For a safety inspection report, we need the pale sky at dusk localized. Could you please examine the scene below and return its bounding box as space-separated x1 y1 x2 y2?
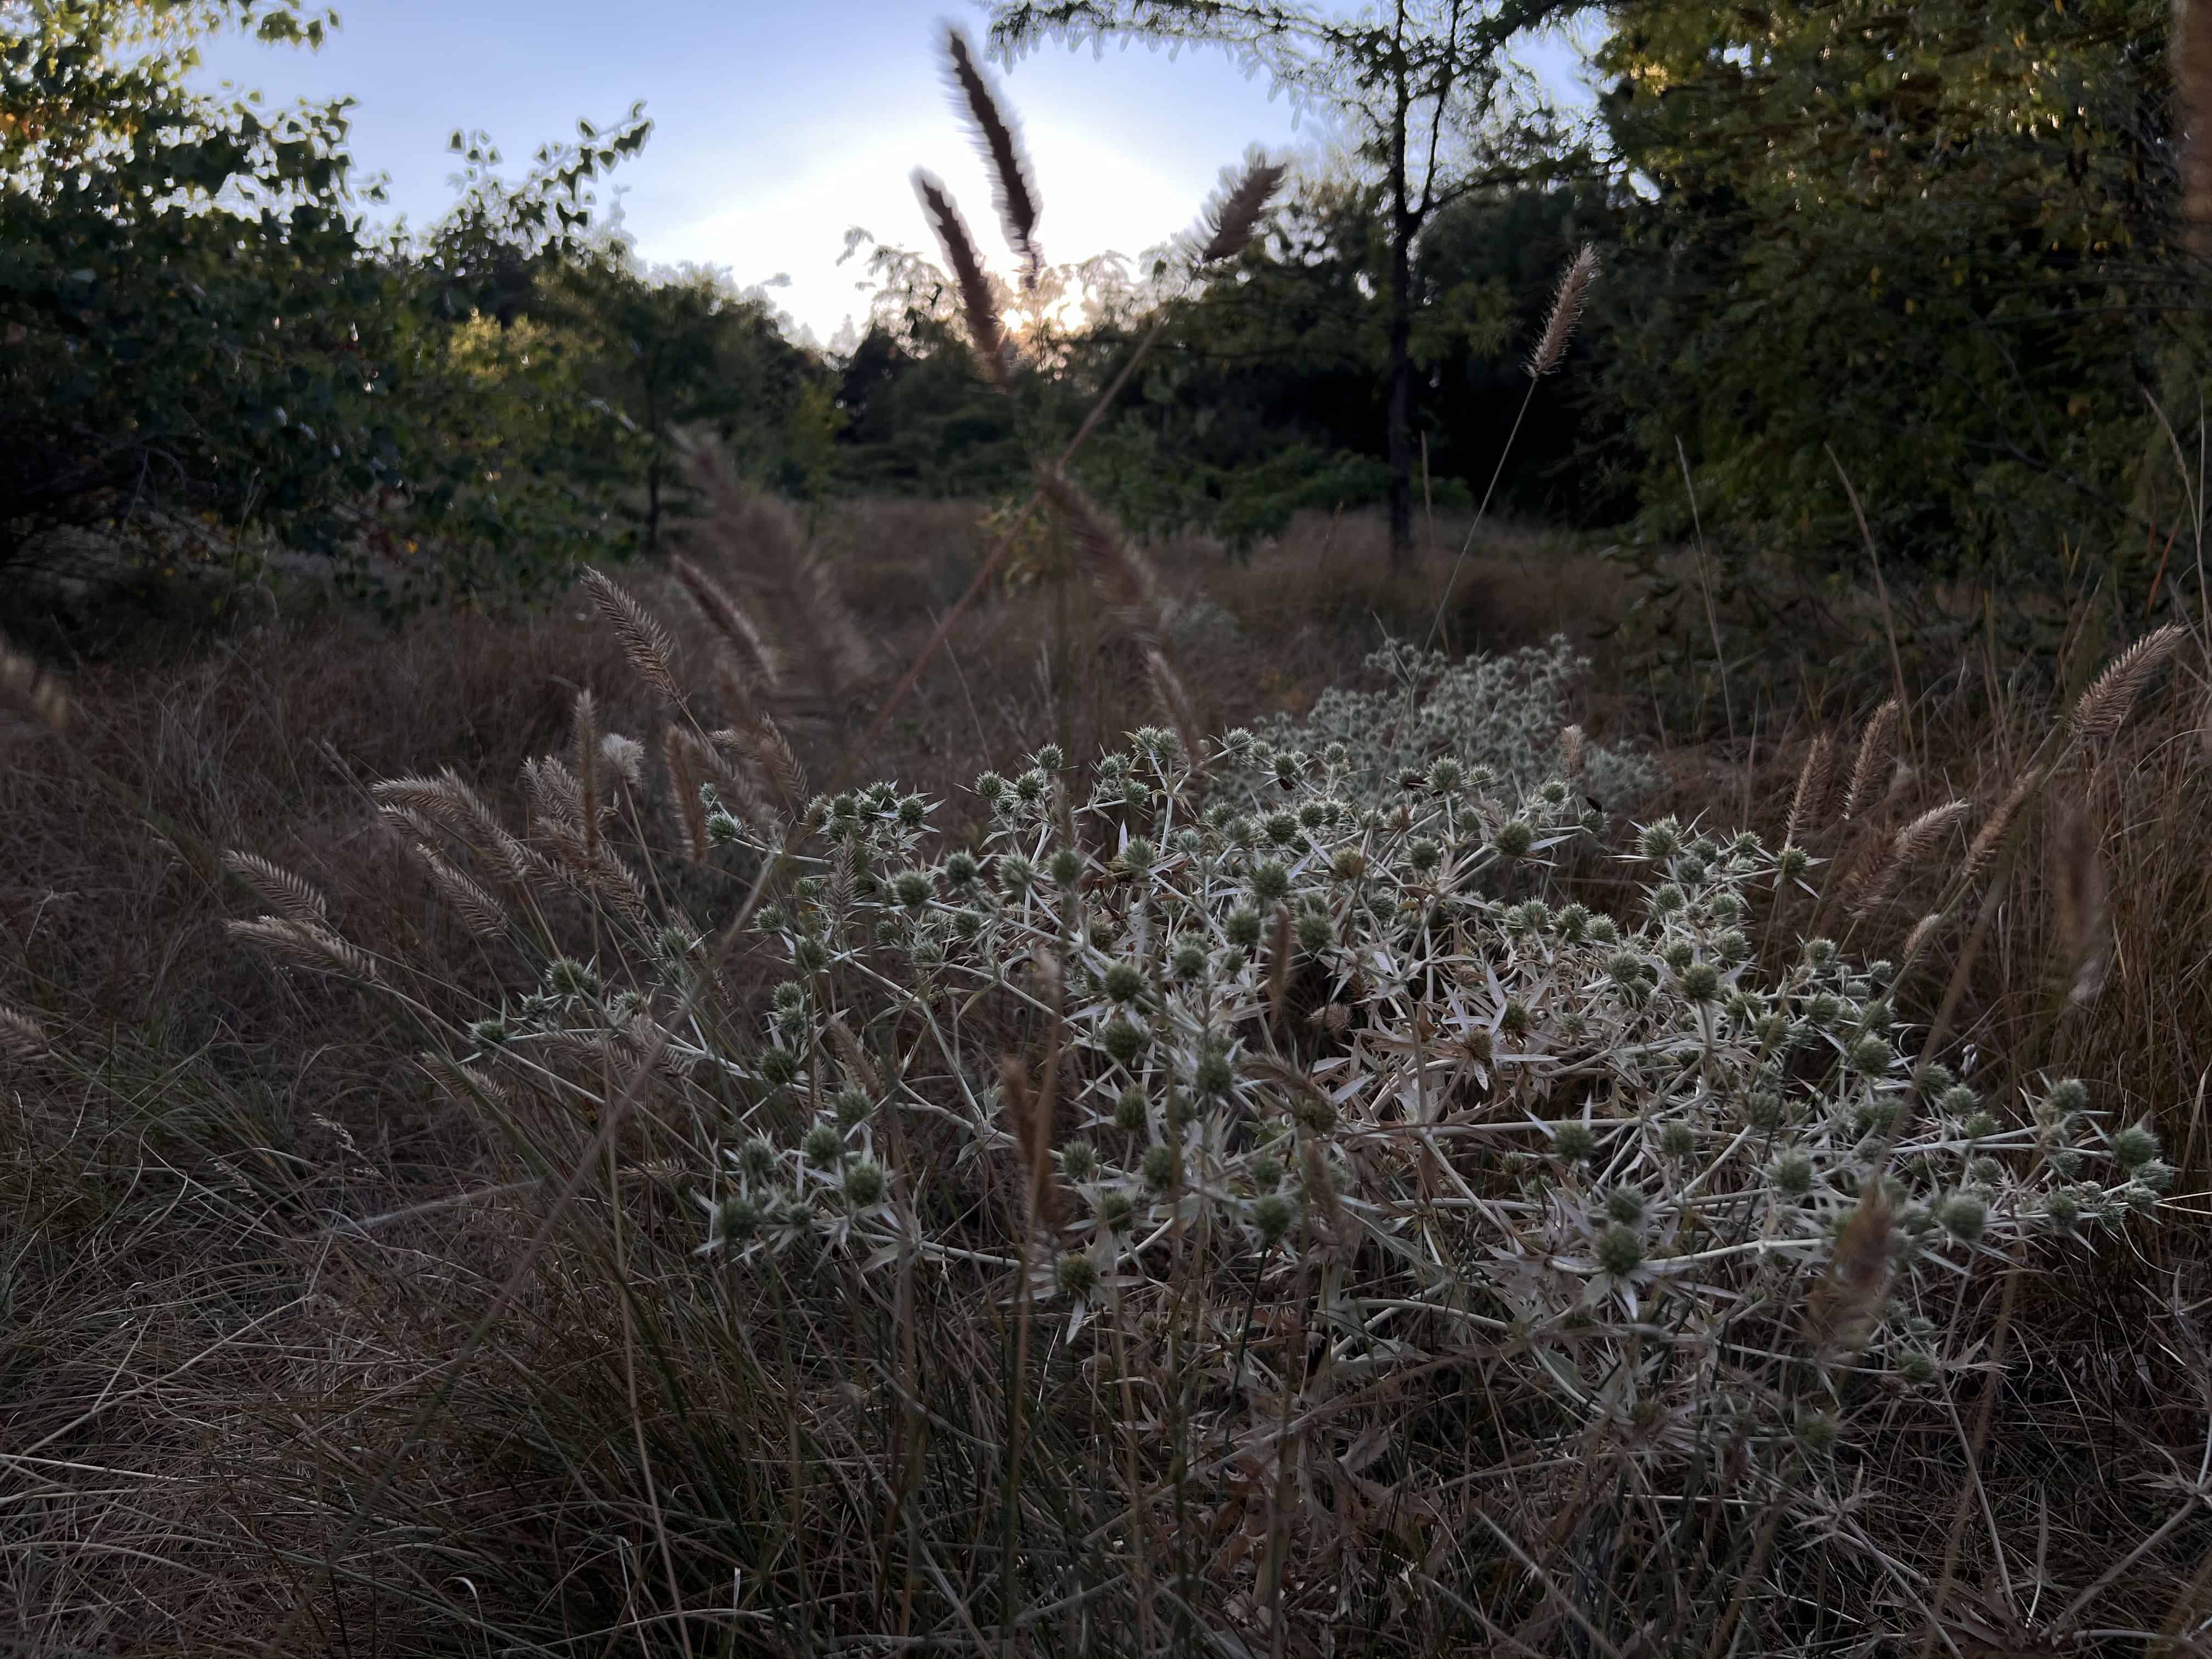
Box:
188 3 1599 348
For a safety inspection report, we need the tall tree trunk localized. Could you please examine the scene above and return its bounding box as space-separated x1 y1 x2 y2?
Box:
1386 46 1418 572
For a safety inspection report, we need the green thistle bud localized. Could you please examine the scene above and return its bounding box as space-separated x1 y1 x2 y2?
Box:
1938 1193 1987 1242
1172 939 1207 980
772 979 807 1013
716 1194 765 1244
2111 1123 2159 1170
1659 1122 1696 1159
1407 838 1442 874
974 770 1006 800
758 1047 800 1087
1897 1351 1937 1386
1639 821 1681 861
1114 1088 1148 1133
2136 1158 2175 1193
1604 1186 1646 1225
1587 915 1620 945
1194 1048 1234 1097
1803 992 1842 1028
1501 999 1532 1039
1662 939 1696 974
544 957 601 1000
1118 838 1156 874
2044 1188 2082 1228
804 1123 845 1166
1493 820 1536 859
1102 962 1145 1004
1251 1192 1298 1246
1855 1096 1901 1136
895 795 927 828
1101 1018 1146 1068
997 854 1035 895
707 810 744 847
1098 1188 1137 1232
1251 1154 1284 1189
1595 1223 1643 1277
740 1137 778 1181
1650 882 1686 916
1714 929 1749 965
469 1016 509 1047
1048 848 1083 887
1141 1142 1181 1192
1675 855 1708 887
1036 743 1066 770
1554 1121 1596 1161
1331 846 1367 881
893 870 934 910
1770 1152 1814 1196
1252 861 1291 903
1296 910 1333 954
833 1086 873 1128
944 851 980 889
1226 906 1263 950
793 936 831 974
1062 1142 1097 1182
1795 1412 1839 1456
1607 950 1645 990
1014 770 1047 805
843 1159 887 1207
1849 1034 1894 1076
2046 1078 2090 1115
1055 1254 1100 1297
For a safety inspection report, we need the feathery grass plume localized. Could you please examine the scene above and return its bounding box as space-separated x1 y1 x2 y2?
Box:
671 554 780 696
524 757 586 837
418 1052 517 1114
2051 799 2111 1005
709 715 807 812
1803 1180 1892 1359
1901 910 1945 961
1144 648 1206 784
675 438 876 713
1035 464 1164 622
227 917 380 983
573 691 601 861
825 1014 883 1096
409 844 512 939
2069 623 2187 746
912 167 1010 387
0 639 73 735
1845 699 1902 819
0 1003 50 1057
372 770 512 868
1000 1057 1066 1228
1196 155 1288 265
1854 799 1972 917
1960 765 2043 887
663 726 711 864
944 27 1041 288
1785 732 1836 847
221 851 329 931
580 567 684 706
1560 723 1587 780
1523 244 1600 379
1299 1133 1344 1246
598 732 645 788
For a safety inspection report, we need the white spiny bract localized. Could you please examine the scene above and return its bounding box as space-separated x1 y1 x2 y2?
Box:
413 676 2156 1448
1240 634 1664 810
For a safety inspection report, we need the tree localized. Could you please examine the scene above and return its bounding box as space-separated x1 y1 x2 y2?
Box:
2 0 653 614
1593 0 2185 623
985 0 1581 568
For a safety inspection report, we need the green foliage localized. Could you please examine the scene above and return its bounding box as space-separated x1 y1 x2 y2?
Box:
1595 0 2189 605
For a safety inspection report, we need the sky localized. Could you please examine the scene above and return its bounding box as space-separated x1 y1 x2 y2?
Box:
188 2 1600 349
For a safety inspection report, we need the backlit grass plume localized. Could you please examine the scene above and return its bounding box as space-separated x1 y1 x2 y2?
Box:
945 26 1041 289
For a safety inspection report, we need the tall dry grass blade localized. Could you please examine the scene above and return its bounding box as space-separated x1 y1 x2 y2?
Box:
1960 766 2043 887
672 554 781 696
709 716 806 811
912 168 1009 387
2070 623 2187 746
663 726 710 864
675 441 876 715
1524 244 1599 379
1035 464 1163 620
1846 700 1902 819
573 690 601 861
1143 647 1206 783
1197 156 1288 264
944 27 1041 287
408 845 512 939
2051 800 2111 1005
1000 1057 1065 1229
1804 1181 1893 1358
0 640 73 735
221 850 329 931
227 917 380 983
0 1004 51 1057
1854 799 1972 918
580 567 685 706
1785 732 1836 848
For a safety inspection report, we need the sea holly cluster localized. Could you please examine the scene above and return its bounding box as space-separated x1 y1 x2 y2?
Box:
638 719 2158 1440
1244 633 1665 810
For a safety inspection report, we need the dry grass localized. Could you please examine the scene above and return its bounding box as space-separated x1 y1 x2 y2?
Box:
4 497 2210 1656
